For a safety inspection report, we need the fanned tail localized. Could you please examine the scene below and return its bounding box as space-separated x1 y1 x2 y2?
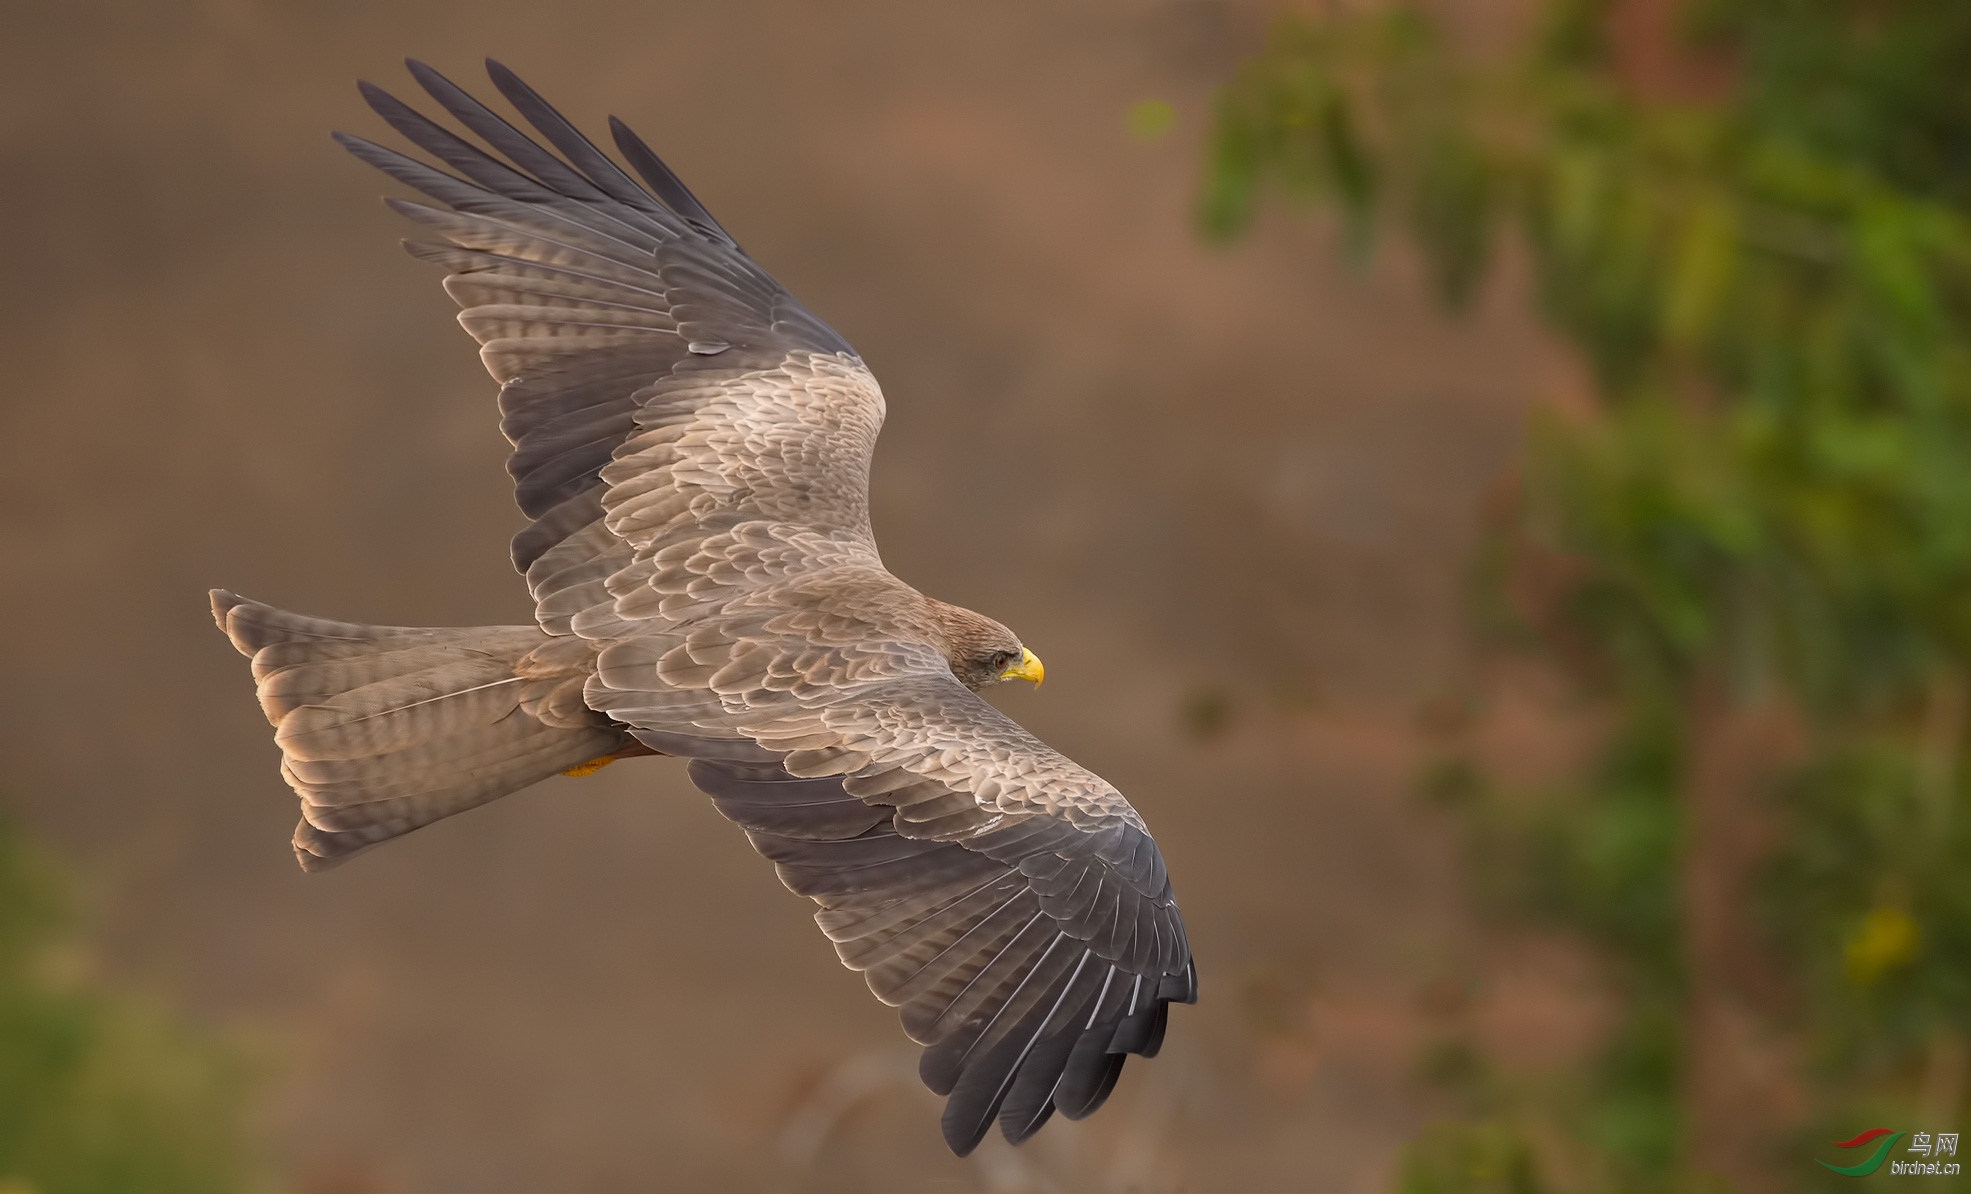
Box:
210 589 627 870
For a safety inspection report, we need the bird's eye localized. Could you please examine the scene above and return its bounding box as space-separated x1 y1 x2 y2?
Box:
991 650 1014 670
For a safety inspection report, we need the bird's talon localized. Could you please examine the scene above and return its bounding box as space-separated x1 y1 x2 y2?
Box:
562 738 662 778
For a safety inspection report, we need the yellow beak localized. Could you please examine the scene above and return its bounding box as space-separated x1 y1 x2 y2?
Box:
998 647 1044 686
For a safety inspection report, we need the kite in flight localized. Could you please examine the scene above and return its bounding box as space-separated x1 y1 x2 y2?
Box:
210 59 1195 1156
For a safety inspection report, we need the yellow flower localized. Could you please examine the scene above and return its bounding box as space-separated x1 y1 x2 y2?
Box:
1844 907 1920 984
1127 100 1176 141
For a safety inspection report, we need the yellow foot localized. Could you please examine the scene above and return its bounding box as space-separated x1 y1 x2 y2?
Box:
560 738 662 778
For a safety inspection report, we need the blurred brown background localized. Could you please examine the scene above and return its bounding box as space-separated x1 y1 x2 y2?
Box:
0 1 1570 1190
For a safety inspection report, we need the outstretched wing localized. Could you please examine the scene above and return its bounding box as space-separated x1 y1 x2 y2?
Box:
589 606 1196 1155
338 59 883 640
643 677 1195 1155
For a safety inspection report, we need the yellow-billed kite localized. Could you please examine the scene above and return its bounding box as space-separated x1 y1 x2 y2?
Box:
211 59 1194 1155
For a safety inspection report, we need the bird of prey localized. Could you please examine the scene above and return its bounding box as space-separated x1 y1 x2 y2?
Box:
210 59 1195 1156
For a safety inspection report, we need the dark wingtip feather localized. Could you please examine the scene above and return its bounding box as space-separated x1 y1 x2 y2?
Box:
998 1027 1081 1145
1000 1098 1056 1146
355 77 393 112
400 58 612 206
1056 1047 1126 1121
607 115 735 245
920 1037 963 1097
941 1095 995 1157
482 58 658 213
939 1003 1048 1156
1107 1001 1160 1055
923 940 1193 1150
355 77 554 203
1158 961 1199 1004
351 82 417 149
1137 1001 1171 1059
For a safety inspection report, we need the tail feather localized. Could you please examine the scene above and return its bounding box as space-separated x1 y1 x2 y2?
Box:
211 589 626 870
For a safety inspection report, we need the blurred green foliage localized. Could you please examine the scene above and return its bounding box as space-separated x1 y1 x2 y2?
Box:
1397 1120 1550 1194
0 818 258 1194
1208 1 1971 1190
1128 97 1178 141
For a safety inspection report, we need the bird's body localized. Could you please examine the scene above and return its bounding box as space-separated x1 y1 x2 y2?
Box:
211 60 1194 1156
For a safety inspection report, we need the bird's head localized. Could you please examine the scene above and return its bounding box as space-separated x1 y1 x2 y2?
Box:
930 603 1045 693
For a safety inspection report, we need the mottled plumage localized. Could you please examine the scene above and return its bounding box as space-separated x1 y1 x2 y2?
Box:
211 60 1194 1155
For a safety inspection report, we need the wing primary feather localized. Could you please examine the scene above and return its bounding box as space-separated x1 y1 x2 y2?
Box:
355 80 556 203
942 946 1095 1154
1165 959 1199 1003
915 914 1052 1094
1138 1000 1171 1058
485 59 664 214
934 934 1070 1154
930 925 1068 1080
371 187 661 279
1049 961 1131 1120
1108 998 1162 1055
1053 1030 1126 1121
392 61 677 250
342 142 666 273
998 949 1100 1145
913 908 1051 1050
406 59 616 206
607 115 735 244
1083 964 1117 1031
333 133 489 211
